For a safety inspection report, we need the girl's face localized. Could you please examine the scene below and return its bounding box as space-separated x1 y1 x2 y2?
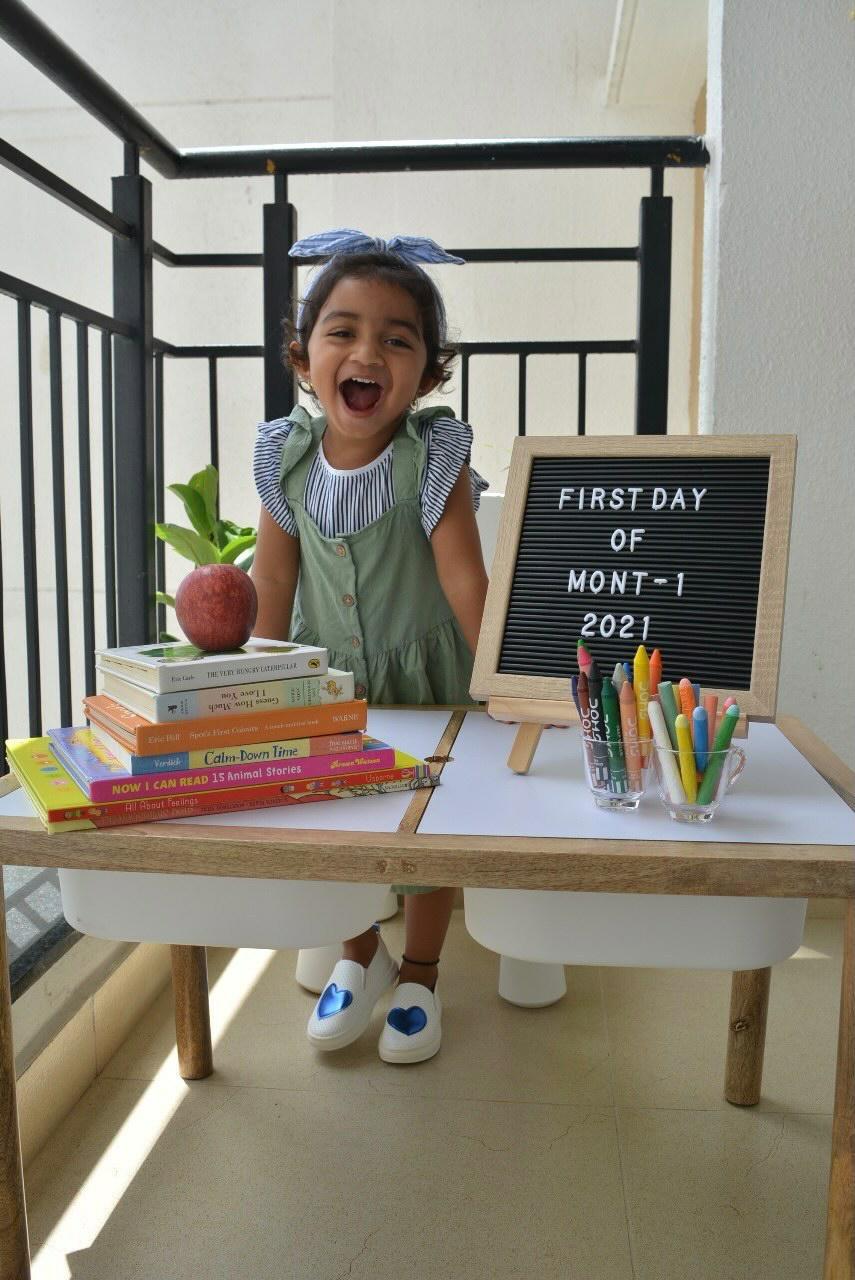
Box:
294 276 436 450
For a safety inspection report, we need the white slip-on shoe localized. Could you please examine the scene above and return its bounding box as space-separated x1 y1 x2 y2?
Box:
307 936 398 1052
378 982 442 1064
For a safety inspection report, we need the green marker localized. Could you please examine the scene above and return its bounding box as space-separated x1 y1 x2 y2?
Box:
656 680 681 750
601 678 627 793
697 704 740 804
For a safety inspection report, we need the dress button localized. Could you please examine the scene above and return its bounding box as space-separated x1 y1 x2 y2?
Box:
335 543 347 557
351 635 361 648
355 683 366 698
342 593 355 606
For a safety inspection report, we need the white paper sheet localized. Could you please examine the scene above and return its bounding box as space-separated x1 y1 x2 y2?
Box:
418 716 855 846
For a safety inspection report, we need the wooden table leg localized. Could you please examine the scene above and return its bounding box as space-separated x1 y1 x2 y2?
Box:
0 873 30 1279
170 945 213 1080
824 900 854 1279
724 967 771 1106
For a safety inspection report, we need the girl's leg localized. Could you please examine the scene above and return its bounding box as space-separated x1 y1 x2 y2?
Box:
342 927 378 967
398 888 456 989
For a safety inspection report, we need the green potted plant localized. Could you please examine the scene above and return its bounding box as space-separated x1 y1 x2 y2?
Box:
155 464 256 641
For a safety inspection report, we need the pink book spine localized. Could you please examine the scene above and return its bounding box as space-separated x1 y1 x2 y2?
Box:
88 746 397 802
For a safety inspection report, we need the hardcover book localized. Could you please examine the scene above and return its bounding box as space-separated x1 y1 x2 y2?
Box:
82 694 368 755
97 666 355 722
6 737 435 833
48 726 399 802
94 637 328 692
85 720 364 775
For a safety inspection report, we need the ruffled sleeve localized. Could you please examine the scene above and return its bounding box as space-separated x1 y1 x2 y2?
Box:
417 416 489 537
253 417 299 537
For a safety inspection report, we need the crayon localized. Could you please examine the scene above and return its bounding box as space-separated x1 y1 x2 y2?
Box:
649 649 662 695
612 662 626 692
584 664 611 789
577 638 593 678
657 680 681 750
623 661 633 685
692 705 709 773
675 713 698 803
619 680 643 790
697 703 740 804
633 645 651 764
575 672 600 785
601 678 628 793
692 683 701 706
648 699 686 805
722 696 737 713
702 694 718 753
571 673 581 716
678 677 696 717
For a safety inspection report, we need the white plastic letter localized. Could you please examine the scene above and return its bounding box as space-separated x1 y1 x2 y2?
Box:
590 570 605 594
629 528 646 552
567 569 587 593
610 528 627 552
652 487 667 511
558 488 575 510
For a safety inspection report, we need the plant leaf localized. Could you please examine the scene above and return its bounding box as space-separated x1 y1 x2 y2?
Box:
158 631 179 643
155 591 176 608
189 465 219 526
233 546 255 573
154 523 218 565
218 534 257 565
167 483 212 539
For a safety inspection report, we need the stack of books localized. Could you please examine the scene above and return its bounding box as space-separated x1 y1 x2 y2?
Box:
5 638 435 833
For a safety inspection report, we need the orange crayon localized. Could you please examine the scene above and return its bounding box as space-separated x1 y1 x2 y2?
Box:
678 678 696 717
649 649 662 695
703 693 718 753
618 680 643 791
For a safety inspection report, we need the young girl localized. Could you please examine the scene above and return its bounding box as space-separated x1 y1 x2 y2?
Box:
251 228 489 1064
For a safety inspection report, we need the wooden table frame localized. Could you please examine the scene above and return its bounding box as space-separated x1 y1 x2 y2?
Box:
0 713 852 1279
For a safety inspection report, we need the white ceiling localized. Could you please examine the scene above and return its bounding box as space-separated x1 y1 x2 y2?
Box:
605 0 708 109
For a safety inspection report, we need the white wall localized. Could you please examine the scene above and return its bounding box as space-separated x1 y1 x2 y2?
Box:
0 1 702 738
701 0 855 765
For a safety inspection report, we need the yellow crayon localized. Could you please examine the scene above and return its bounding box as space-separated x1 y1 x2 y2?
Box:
633 645 651 763
675 713 698 804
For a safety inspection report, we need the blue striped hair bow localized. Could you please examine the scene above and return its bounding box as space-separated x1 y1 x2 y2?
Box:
288 228 465 266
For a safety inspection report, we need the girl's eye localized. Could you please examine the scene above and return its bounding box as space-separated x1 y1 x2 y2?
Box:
326 328 352 339
386 336 412 349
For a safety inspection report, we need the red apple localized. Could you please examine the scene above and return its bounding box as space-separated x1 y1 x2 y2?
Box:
174 564 258 652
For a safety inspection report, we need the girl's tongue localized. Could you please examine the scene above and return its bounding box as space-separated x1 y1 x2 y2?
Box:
340 378 383 413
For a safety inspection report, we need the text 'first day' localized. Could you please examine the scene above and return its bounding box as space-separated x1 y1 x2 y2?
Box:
557 487 708 512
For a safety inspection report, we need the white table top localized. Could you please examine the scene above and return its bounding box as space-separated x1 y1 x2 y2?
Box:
420 716 855 846
0 709 451 835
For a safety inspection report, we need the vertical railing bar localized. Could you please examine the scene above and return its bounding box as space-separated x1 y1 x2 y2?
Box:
0 460 6 764
100 329 117 649
48 310 72 727
460 351 470 422
76 321 96 695
518 352 527 436
577 352 587 436
651 166 664 198
18 300 42 736
208 355 220 504
154 351 166 641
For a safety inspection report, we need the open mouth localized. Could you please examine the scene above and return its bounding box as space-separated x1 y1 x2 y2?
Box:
339 377 384 413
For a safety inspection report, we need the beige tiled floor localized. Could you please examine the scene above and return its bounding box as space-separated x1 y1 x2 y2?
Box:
24 911 842 1279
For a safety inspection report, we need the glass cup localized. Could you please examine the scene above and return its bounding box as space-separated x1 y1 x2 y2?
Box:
652 742 746 823
579 732 654 812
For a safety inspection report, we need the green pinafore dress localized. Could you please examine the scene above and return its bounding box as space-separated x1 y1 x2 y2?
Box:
279 405 477 894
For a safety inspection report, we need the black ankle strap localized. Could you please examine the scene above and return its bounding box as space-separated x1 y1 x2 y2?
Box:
402 954 440 966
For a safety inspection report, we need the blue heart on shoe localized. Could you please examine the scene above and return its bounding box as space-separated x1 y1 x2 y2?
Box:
386 1005 428 1036
318 983 352 1019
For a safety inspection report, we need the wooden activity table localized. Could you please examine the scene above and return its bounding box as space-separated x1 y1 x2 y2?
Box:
0 708 852 1279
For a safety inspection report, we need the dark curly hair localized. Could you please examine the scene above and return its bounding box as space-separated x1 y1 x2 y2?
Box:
282 251 457 396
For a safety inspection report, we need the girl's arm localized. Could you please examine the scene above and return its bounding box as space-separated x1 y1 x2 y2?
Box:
250 506 300 641
430 466 489 655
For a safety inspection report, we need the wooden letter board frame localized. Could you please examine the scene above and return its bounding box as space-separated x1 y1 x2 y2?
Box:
471 434 797 773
